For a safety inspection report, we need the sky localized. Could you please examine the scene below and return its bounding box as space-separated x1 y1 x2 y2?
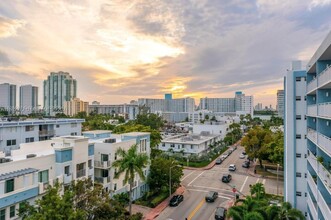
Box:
1 0 331 108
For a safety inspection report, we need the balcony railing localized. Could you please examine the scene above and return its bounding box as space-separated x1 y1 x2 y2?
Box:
95 176 111 185
76 169 86 178
318 102 331 118
307 78 317 94
63 173 72 184
307 153 317 173
307 128 317 143
39 130 55 136
318 65 331 88
307 172 317 199
307 195 318 220
317 132 331 156
94 160 112 168
318 162 331 195
318 191 331 220
307 104 317 116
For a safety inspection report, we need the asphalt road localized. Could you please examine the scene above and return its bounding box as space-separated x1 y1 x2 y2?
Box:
156 146 284 220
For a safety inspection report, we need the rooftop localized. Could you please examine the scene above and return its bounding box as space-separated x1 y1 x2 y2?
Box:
162 133 219 145
0 118 85 127
82 130 112 135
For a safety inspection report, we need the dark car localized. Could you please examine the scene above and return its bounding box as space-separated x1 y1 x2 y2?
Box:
215 158 222 165
205 191 218 202
221 174 232 183
215 207 227 220
242 161 250 168
169 195 184 207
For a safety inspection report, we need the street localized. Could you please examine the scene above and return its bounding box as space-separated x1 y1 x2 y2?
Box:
156 146 284 220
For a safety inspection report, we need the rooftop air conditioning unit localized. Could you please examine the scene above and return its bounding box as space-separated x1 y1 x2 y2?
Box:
104 138 116 144
26 154 37 158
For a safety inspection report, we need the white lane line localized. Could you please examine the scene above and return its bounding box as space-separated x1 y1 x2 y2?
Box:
188 171 205 186
187 185 234 194
188 189 232 200
256 178 260 183
262 179 266 185
181 170 196 181
240 176 249 192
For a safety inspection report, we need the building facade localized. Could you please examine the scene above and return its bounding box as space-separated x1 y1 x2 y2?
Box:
277 90 285 118
0 118 84 154
199 98 235 113
19 85 38 115
138 97 195 113
284 61 308 216
0 136 94 220
0 83 16 115
64 98 89 117
43 71 77 116
89 103 138 120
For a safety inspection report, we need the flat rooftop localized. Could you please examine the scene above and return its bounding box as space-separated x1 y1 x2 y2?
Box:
82 130 112 135
0 118 85 127
162 133 220 145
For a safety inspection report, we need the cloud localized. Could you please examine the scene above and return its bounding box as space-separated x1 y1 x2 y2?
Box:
0 16 25 38
0 50 12 66
309 0 331 9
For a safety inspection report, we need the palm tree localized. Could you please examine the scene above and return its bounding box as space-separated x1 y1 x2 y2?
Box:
112 144 149 215
250 183 266 200
268 202 304 220
227 196 268 220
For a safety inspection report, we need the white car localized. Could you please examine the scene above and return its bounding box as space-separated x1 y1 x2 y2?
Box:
229 164 236 171
239 154 245 159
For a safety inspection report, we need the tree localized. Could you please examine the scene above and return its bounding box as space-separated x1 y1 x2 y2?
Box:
250 183 265 200
211 116 216 121
227 196 267 220
205 114 209 120
267 131 284 164
112 144 149 215
135 113 164 130
267 202 305 220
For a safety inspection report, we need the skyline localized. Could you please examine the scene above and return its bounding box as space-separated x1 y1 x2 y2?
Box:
1 1 331 106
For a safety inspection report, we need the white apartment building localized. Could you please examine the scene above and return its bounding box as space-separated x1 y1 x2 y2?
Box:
277 90 285 119
83 130 150 200
0 83 16 115
0 136 94 220
199 98 235 113
138 97 195 113
64 98 89 117
19 85 38 115
158 133 221 156
192 121 231 139
89 103 138 120
0 118 84 154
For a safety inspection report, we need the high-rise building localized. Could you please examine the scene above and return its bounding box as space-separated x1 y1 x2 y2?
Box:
89 103 139 120
254 103 263 110
64 98 89 117
19 85 38 115
0 83 16 114
43 71 77 116
138 97 195 113
284 61 307 215
277 90 284 118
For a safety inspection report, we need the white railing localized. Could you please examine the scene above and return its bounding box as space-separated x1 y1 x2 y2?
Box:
317 133 331 156
307 104 317 116
318 163 331 195
307 78 317 93
307 172 317 199
76 169 86 178
94 160 111 168
307 128 318 143
307 195 318 220
318 102 331 118
63 173 72 184
318 191 331 220
95 176 111 185
307 153 318 172
88 167 94 176
318 65 331 88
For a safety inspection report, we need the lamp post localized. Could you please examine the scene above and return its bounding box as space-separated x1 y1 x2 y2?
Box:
276 163 280 196
169 162 180 198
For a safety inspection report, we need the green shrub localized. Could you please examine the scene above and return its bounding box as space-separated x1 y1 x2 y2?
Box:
150 193 168 208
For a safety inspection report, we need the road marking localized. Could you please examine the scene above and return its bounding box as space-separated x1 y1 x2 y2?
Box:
262 179 266 185
240 176 249 192
188 189 232 199
188 171 205 186
187 198 205 220
256 178 260 183
188 184 233 193
181 171 196 181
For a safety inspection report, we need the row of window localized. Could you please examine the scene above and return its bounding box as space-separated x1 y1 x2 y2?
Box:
296 115 307 120
6 137 35 146
0 204 17 220
296 172 307 178
296 191 307 197
295 96 307 101
295 134 307 139
296 153 307 158
296 76 307 81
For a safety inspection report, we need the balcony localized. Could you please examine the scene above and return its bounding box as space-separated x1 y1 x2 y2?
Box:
63 173 72 184
307 104 317 117
38 180 54 194
307 195 318 220
76 169 86 178
307 78 317 94
318 65 331 88
0 185 39 209
318 102 331 118
88 167 94 176
318 163 331 195
95 176 111 185
307 153 317 173
39 130 55 137
317 132 331 156
94 160 111 169
307 172 318 199
307 128 317 144
318 191 331 220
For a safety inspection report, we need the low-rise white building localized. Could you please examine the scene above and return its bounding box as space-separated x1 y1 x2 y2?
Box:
83 130 150 200
0 136 94 219
192 122 230 139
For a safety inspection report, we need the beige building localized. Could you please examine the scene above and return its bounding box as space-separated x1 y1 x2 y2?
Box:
64 98 89 116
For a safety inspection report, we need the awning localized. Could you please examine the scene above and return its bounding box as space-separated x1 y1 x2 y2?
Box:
0 168 39 181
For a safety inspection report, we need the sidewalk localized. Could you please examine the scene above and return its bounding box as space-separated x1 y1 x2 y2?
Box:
144 186 185 220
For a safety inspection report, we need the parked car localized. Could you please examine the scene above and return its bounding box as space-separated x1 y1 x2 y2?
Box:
205 191 218 202
229 164 236 171
169 195 184 207
215 158 222 165
220 155 227 160
242 161 250 168
239 154 245 159
215 207 227 220
221 174 232 183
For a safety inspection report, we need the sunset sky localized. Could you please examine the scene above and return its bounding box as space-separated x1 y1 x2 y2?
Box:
1 0 331 107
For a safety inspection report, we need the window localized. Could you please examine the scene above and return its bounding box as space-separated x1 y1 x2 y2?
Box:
101 154 109 162
101 169 109 177
162 143 165 147
304 96 307 101
25 125 34 132
296 96 301 101
56 124 60 128
114 153 117 160
296 115 301 120
304 77 307 81
296 172 301 177
191 145 193 149
0 209 5 220
88 160 92 169
10 205 15 217
38 170 49 183
170 144 175 148
114 183 117 191
6 139 16 146
296 77 301 81
70 132 77 136
64 166 70 175
296 192 302 196
296 153 301 158
305 192 307 197
25 137 34 143
5 179 14 193
304 154 307 158
296 134 301 139
304 115 307 120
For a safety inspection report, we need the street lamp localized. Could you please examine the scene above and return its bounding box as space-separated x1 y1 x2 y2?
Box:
169 162 181 198
276 164 280 196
